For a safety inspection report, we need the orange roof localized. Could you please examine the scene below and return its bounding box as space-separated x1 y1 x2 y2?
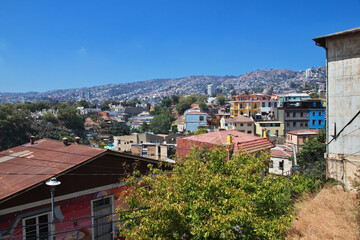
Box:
177 130 274 155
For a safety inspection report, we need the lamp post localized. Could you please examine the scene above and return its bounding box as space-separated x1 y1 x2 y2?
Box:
46 177 61 240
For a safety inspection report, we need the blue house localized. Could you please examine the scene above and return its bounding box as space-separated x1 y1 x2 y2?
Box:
185 110 207 131
309 109 325 129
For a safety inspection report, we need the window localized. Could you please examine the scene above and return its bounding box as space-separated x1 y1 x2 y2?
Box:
293 113 296 117
293 122 296 127
305 123 308 127
287 113 290 117
275 130 279 137
240 103 243 109
312 111 316 116
247 131 252 134
300 123 303 127
247 123 252 126
319 111 322 116
239 130 245 132
240 123 243 126
274 102 277 107
312 120 316 125
240 111 243 115
279 161 284 170
262 102 265 107
287 123 290 127
118 140 121 144
254 103 258 108
300 112 303 117
199 116 204 121
319 120 322 125
92 197 113 240
23 213 50 240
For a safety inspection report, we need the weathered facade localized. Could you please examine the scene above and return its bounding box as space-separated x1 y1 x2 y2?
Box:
314 27 360 189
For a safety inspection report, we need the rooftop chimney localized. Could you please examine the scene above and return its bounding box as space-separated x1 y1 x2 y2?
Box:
62 137 69 146
75 137 81 144
30 136 35 145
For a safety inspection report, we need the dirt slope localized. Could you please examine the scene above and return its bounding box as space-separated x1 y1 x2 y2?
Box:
287 187 359 240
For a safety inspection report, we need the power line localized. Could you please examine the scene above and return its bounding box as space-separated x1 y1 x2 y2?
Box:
327 110 360 145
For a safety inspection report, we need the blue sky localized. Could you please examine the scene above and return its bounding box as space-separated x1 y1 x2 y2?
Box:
0 0 359 93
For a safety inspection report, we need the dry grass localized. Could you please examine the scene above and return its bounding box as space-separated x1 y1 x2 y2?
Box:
286 186 360 240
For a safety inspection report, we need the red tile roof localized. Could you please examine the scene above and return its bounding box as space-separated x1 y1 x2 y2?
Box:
0 139 107 201
177 130 274 156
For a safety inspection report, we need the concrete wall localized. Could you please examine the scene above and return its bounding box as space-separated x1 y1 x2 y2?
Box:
325 32 360 189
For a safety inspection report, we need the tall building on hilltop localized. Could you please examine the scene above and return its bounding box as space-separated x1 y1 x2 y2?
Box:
207 84 215 96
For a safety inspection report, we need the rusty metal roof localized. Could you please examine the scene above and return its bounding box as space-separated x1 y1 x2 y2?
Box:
225 115 254 123
0 139 107 202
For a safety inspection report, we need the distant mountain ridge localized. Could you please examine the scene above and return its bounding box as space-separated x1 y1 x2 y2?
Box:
0 66 326 103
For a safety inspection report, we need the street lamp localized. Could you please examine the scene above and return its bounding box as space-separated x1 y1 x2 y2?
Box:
46 177 61 240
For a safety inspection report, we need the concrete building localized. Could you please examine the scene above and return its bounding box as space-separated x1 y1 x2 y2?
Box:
277 93 310 107
113 133 164 152
220 115 255 134
131 143 176 161
277 99 325 134
207 84 215 96
313 27 360 189
184 110 207 131
285 129 319 153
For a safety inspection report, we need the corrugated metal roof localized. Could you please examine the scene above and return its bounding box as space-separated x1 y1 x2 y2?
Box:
313 27 360 48
271 145 293 158
0 139 107 201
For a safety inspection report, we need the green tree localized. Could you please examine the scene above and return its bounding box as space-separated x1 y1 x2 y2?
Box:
78 99 90 108
309 92 319 98
199 102 208 112
109 122 130 137
216 94 226 106
100 101 110 111
0 104 33 150
296 129 326 183
141 122 149 132
57 105 84 131
116 147 314 240
161 97 172 108
149 114 172 134
42 112 59 124
195 128 208 135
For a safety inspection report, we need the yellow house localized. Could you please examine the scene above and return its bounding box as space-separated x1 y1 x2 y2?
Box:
254 121 284 137
230 94 276 119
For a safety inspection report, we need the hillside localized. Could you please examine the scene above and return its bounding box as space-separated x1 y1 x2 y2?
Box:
0 66 326 103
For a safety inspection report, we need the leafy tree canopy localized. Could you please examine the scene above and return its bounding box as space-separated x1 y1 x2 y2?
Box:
78 99 90 108
57 105 84 132
216 94 226 106
117 147 314 240
296 129 326 183
109 122 130 137
0 104 33 150
149 114 172 134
